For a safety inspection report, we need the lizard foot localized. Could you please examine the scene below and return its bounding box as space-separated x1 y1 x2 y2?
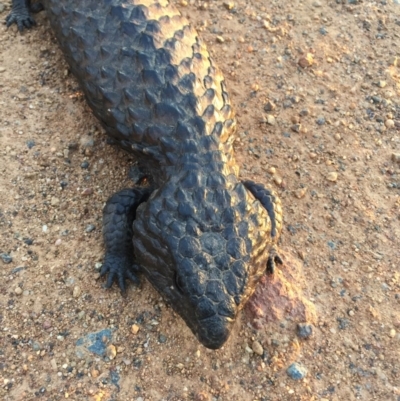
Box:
101 187 152 294
6 0 44 31
100 254 141 294
266 247 283 274
6 9 36 31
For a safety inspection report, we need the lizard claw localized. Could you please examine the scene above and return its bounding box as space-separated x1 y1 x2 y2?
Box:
6 11 36 32
100 254 140 294
266 249 283 274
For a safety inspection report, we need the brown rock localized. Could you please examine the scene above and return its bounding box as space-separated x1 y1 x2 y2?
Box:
42 321 52 330
298 54 314 68
106 344 117 360
81 188 93 196
131 324 140 335
246 250 317 328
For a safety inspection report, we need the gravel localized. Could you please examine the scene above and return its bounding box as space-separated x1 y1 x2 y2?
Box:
297 323 313 339
1 253 12 264
286 363 308 380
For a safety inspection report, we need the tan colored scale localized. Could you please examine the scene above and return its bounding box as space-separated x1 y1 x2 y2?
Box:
143 2 238 170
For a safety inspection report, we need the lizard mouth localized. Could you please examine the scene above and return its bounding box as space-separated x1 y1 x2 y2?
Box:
195 315 235 349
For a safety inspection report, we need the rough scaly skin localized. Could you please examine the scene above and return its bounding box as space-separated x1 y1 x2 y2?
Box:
7 0 283 349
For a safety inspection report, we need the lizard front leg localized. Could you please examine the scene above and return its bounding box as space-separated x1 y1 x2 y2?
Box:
243 180 283 274
101 187 153 292
6 0 44 31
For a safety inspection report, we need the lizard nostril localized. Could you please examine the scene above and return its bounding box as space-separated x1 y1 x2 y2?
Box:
174 272 185 294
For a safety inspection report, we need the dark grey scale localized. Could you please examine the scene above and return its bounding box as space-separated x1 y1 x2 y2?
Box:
214 188 232 207
211 122 224 137
195 297 216 319
203 75 214 88
222 224 237 241
186 219 202 237
7 0 283 350
168 220 186 238
226 237 247 260
130 4 148 21
178 73 196 95
200 232 224 256
206 281 226 303
213 253 232 272
202 105 215 120
193 253 213 270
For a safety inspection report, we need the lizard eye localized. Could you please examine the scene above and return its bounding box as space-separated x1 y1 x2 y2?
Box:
174 272 185 294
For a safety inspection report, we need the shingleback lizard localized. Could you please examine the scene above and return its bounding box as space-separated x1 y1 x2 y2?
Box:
6 0 283 349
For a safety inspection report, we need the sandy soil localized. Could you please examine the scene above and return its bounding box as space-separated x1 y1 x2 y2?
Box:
0 0 399 400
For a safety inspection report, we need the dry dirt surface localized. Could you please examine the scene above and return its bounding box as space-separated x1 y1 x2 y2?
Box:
1 0 400 400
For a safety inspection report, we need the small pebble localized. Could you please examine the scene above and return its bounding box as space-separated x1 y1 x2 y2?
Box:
158 334 167 343
0 66 6 73
26 140 36 149
85 224 96 233
291 124 301 133
319 26 328 35
297 323 313 339
316 116 326 125
51 197 60 206
391 153 400 163
266 115 276 125
1 253 13 264
14 287 23 295
287 363 308 380
106 344 117 360
50 359 57 371
73 286 81 298
371 95 381 104
389 329 396 338
23 238 34 245
81 188 93 196
263 101 275 112
298 54 313 68
32 341 42 351
216 36 225 43
385 119 394 129
43 321 52 330
294 187 307 199
223 2 235 10
81 161 90 169
251 340 264 356
244 344 253 354
273 175 283 185
326 172 338 182
131 324 140 335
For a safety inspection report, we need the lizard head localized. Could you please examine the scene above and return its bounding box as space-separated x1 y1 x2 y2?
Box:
132 171 273 349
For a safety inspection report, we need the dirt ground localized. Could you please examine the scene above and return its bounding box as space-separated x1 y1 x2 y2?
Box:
0 0 399 400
